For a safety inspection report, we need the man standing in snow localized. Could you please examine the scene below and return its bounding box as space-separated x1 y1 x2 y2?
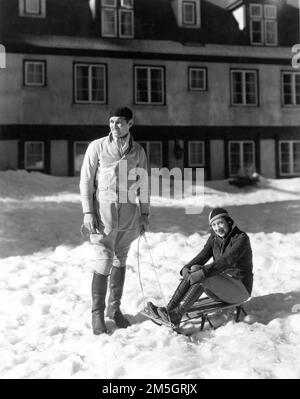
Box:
148 208 253 326
80 107 150 334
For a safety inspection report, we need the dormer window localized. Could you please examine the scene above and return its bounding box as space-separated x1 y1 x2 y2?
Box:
171 0 201 29
183 1 197 25
249 3 277 46
19 0 46 18
101 0 134 38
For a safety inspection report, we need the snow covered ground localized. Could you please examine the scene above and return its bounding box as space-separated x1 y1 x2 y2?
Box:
1 170 300 379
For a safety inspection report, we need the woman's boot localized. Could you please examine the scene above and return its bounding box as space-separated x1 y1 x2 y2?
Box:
158 283 204 327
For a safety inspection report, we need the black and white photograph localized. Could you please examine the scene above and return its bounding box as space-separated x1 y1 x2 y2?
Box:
0 0 300 382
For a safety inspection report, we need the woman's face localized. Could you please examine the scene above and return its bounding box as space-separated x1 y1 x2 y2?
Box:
211 217 230 238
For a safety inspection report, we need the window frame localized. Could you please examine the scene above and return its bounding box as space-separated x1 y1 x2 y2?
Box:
101 7 118 37
24 141 45 170
74 63 107 104
279 140 300 176
182 1 197 26
134 65 165 105
281 71 300 107
23 60 46 87
101 0 117 7
228 140 256 177
188 141 205 167
230 69 259 107
188 67 207 91
120 0 134 8
249 3 278 46
118 9 134 38
19 0 46 18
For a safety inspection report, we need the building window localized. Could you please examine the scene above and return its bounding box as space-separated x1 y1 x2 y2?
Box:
74 142 90 176
134 66 165 105
231 69 258 106
25 142 44 170
282 72 300 107
101 0 134 38
139 141 162 168
188 141 205 166
19 0 46 18
177 0 200 28
249 3 277 46
74 64 107 104
279 141 300 176
188 67 207 91
24 60 46 86
183 1 196 25
229 141 255 177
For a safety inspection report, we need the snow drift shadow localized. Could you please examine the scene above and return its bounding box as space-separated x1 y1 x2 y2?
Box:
150 199 300 235
245 291 300 325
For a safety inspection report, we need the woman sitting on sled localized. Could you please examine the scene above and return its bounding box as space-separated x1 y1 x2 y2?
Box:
148 207 254 327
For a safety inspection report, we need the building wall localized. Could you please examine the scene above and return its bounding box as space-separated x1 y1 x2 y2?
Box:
260 139 276 179
210 140 225 180
50 140 68 176
0 140 18 170
1 50 300 127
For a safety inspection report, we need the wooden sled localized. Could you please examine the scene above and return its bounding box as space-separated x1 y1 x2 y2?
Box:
142 296 248 334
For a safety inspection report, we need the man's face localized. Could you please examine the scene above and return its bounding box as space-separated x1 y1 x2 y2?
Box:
109 116 132 138
211 217 230 238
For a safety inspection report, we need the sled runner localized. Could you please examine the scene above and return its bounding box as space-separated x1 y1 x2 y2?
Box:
142 296 248 334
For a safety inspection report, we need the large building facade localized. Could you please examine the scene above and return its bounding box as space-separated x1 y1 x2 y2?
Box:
0 0 299 179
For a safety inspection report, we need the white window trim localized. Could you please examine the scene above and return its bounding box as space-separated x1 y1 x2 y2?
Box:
101 0 117 7
19 0 46 18
188 141 205 166
228 141 255 177
231 70 258 106
264 5 277 19
24 60 46 86
250 19 264 45
188 67 207 91
24 141 45 169
118 9 134 38
139 141 163 166
182 1 196 25
282 71 300 107
121 0 134 9
249 4 262 18
249 3 278 46
178 0 201 29
74 63 107 104
279 141 300 176
264 20 278 46
134 66 165 105
101 8 118 37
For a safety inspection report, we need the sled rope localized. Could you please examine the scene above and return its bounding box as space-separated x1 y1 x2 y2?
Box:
137 231 171 322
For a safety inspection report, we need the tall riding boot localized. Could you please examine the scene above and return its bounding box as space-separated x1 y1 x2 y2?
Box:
146 278 192 318
106 267 130 329
91 272 108 335
158 283 204 327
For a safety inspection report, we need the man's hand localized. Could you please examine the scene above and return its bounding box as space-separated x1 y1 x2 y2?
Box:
83 213 98 233
140 214 149 233
190 264 203 272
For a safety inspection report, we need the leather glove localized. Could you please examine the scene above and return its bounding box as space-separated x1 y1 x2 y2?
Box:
188 269 206 285
180 265 190 278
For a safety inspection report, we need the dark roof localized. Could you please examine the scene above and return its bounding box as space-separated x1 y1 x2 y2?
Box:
0 0 298 47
